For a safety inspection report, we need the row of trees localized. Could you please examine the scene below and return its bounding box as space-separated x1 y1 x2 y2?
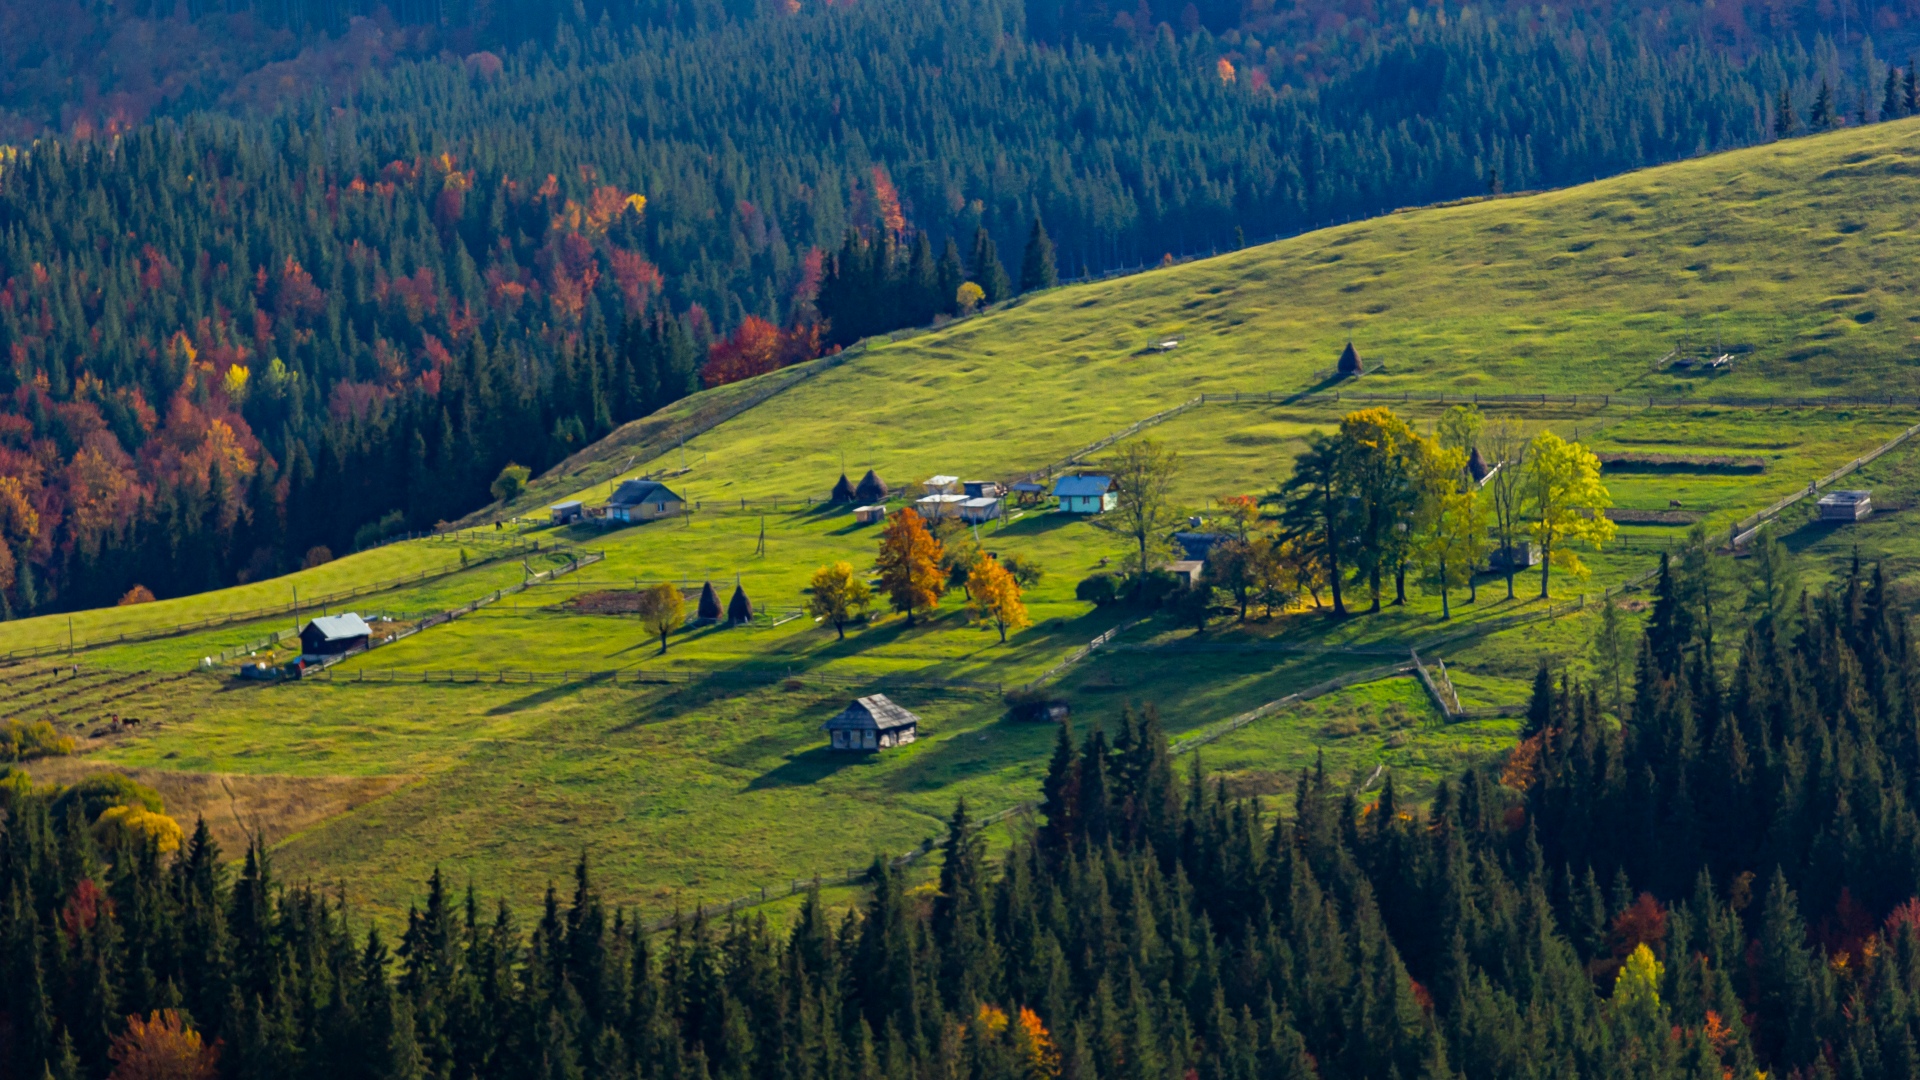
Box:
12 549 1920 1078
1087 406 1615 625
808 507 1035 643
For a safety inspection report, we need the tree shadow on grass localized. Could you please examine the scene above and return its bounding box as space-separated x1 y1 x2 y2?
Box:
484 681 600 715
747 744 875 789
990 512 1081 538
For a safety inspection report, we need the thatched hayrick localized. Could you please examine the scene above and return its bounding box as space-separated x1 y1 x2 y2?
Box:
854 469 889 503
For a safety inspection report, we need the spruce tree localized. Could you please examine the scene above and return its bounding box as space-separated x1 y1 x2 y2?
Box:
968 228 1011 304
1019 217 1058 293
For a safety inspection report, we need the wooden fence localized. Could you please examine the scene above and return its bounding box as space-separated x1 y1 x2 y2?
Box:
311 663 1003 692
1196 390 1920 409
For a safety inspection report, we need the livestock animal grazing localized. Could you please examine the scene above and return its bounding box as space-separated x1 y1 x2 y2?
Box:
1668 499 1684 509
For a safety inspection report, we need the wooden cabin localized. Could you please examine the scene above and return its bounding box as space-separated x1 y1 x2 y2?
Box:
1818 489 1873 521
300 613 371 656
824 694 921 751
549 500 584 524
601 480 685 523
958 496 1003 524
854 504 888 524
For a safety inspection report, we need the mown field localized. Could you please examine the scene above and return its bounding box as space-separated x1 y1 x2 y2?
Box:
16 122 1920 923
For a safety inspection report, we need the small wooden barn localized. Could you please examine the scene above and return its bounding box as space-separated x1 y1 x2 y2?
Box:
300 613 371 656
727 583 753 625
1818 489 1873 521
925 475 962 495
854 504 888 524
959 496 1003 524
854 469 889 504
549 500 584 524
823 694 921 751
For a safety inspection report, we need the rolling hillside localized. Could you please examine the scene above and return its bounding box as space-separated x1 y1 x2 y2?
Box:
14 120 1920 921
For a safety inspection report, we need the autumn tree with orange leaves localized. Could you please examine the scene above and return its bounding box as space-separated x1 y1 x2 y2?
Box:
876 506 944 624
108 1011 218 1080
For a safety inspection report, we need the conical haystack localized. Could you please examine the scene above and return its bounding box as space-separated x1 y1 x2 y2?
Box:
696 581 723 622
854 469 889 503
728 583 753 625
830 474 856 502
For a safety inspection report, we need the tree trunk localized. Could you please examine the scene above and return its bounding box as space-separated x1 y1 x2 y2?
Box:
1393 565 1406 605
835 620 845 640
1539 535 1552 598
1368 569 1381 613
658 629 669 653
997 622 1007 643
1504 570 1514 600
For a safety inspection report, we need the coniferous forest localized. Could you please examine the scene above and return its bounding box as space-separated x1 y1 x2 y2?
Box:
0 0 1896 613
10 554 1920 1077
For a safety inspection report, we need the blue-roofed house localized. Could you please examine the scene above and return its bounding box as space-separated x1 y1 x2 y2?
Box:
1054 475 1116 514
299 613 372 656
601 479 686 523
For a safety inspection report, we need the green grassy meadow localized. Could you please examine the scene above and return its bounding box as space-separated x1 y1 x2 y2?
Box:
20 122 1920 923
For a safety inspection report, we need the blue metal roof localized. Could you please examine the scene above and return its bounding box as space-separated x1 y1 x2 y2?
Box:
1052 475 1113 497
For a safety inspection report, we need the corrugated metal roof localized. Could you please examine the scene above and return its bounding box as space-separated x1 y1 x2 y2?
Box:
305 613 372 641
1053 475 1113 497
822 693 922 731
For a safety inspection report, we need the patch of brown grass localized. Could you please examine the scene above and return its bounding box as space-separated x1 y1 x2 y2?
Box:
21 760 410 857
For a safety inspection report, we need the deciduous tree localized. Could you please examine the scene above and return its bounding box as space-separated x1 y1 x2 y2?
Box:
877 507 945 624
807 562 872 639
1414 444 1488 620
1524 431 1614 598
637 582 686 652
966 556 1030 642
1095 439 1182 591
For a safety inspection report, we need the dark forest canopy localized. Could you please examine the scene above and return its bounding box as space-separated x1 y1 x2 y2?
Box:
0 0 1896 614
8 551 1920 1078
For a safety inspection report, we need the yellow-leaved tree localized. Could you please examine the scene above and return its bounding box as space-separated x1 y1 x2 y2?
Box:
876 507 944 624
1609 942 1667 1047
1415 443 1491 619
966 555 1031 642
1524 431 1615 598
93 804 184 855
636 582 686 653
807 561 872 639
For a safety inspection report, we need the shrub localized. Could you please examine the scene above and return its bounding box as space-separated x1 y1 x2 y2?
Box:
0 719 76 763
1001 553 1044 589
93 804 184 854
1132 569 1180 608
117 585 156 605
1075 572 1118 606
491 462 532 502
301 545 333 569
51 772 163 823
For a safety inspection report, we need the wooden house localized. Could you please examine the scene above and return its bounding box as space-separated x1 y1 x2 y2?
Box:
1053 475 1116 514
549 500 584 524
958 496 1003 523
854 504 888 524
300 613 371 656
601 480 685 523
823 694 921 751
1818 489 1873 521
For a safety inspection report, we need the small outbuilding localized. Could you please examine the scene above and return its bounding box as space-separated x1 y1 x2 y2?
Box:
1818 489 1874 522
854 504 889 524
823 694 921 752
1337 340 1364 377
727 583 754 625
1489 541 1541 573
1054 475 1117 514
830 474 857 503
959 496 1003 524
854 469 890 504
1168 560 1205 587
915 493 968 520
925 475 962 496
549 500 584 525
603 480 685 523
1172 531 1228 562
1008 481 1045 504
963 480 1003 498
300 613 372 656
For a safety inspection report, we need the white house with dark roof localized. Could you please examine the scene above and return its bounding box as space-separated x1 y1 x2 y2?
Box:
823 694 921 751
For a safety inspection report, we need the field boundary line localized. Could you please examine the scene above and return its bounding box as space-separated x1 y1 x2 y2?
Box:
3 539 552 662
1196 390 1920 410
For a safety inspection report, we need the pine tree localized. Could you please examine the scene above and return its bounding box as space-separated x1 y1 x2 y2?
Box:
1019 218 1058 293
1811 79 1838 130
969 228 1012 305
